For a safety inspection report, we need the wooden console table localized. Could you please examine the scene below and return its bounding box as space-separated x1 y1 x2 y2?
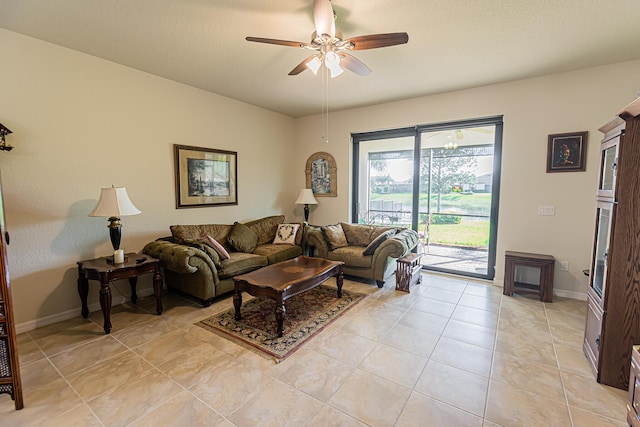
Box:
503 251 555 302
77 254 163 334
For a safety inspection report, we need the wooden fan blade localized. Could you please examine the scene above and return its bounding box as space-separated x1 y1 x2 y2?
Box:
313 0 335 38
344 32 409 50
246 37 308 48
339 53 371 76
289 56 316 75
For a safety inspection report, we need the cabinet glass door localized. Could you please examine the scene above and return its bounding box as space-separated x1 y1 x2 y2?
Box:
598 137 618 198
591 202 614 298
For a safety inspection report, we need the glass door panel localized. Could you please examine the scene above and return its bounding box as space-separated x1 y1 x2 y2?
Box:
591 202 613 299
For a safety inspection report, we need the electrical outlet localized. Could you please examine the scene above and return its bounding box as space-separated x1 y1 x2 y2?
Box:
560 261 569 271
538 206 555 216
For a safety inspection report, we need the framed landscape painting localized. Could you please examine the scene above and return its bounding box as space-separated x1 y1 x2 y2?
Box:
174 144 237 208
546 131 588 173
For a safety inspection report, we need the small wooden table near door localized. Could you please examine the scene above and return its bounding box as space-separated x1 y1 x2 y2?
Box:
77 254 163 334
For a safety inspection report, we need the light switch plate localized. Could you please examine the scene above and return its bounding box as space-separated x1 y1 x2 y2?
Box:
538 206 555 216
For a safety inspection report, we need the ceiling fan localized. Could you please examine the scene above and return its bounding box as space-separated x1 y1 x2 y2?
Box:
246 0 409 78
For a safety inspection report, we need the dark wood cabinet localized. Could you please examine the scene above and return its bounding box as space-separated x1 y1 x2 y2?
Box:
584 97 640 390
0 167 23 409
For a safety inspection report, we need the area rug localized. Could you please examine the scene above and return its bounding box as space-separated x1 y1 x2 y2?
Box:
196 284 366 362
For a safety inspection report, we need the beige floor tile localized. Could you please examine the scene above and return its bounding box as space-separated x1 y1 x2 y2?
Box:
415 360 489 416
185 323 245 357
277 348 355 402
87 370 183 426
555 342 595 377
375 288 420 308
396 391 483 427
158 342 232 388
380 322 440 358
485 380 572 427
451 305 498 329
110 315 176 348
410 296 457 317
549 322 585 348
31 318 104 356
429 278 468 293
49 335 127 376
66 351 153 401
569 405 627 426
0 377 83 426
306 328 377 366
443 319 497 349
360 343 427 388
132 327 206 365
500 297 547 323
229 379 324 427
490 351 564 400
88 302 156 331
19 358 62 389
307 404 368 427
129 390 225 426
329 369 411 427
43 403 102 426
398 309 449 335
497 314 549 335
561 371 627 420
458 293 501 313
188 358 275 417
16 338 45 366
431 337 493 377
422 287 463 304
483 421 502 427
494 329 557 367
341 305 404 341
464 283 502 302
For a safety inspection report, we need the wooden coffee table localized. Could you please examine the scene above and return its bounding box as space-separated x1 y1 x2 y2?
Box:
233 256 344 337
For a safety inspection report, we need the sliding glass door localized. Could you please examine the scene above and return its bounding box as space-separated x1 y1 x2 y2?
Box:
352 117 502 280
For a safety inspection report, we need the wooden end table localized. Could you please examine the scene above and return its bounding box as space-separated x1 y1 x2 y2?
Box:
503 251 555 302
396 252 423 292
77 254 163 334
233 256 344 337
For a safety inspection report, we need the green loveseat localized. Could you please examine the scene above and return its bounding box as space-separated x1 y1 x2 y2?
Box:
305 222 419 287
142 215 303 306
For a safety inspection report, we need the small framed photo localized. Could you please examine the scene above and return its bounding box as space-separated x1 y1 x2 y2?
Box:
546 131 588 173
174 144 238 208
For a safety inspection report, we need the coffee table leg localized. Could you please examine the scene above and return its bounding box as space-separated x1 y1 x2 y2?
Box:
336 270 344 298
275 300 286 337
233 287 243 320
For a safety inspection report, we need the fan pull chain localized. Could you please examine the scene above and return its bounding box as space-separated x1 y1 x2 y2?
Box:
321 65 330 143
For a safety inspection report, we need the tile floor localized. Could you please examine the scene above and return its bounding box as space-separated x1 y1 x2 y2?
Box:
0 272 629 426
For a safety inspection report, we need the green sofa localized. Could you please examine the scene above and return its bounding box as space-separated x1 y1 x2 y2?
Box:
142 215 303 306
305 222 419 287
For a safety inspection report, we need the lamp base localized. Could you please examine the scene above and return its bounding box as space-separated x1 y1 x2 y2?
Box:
303 204 310 222
107 217 122 250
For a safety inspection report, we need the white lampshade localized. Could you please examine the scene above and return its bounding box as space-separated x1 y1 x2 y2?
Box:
295 188 318 205
89 186 141 218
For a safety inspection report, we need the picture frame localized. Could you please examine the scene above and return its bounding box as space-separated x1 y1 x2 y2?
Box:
174 144 237 208
305 151 337 197
546 131 588 173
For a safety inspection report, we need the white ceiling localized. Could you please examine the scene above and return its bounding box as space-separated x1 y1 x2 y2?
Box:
2 0 640 118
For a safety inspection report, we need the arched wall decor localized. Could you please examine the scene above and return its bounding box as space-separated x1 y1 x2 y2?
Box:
305 152 337 197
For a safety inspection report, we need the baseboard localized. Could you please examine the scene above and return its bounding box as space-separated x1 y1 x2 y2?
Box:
553 289 588 301
15 288 156 334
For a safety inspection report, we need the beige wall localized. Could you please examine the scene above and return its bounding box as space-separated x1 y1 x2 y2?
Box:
295 60 640 298
0 30 297 330
3 27 640 330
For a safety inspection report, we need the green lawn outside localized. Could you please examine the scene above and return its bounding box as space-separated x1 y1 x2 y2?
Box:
367 192 491 247
369 192 492 216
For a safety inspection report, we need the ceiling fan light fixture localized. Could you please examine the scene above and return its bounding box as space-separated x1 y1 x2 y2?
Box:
306 55 322 75
324 51 343 78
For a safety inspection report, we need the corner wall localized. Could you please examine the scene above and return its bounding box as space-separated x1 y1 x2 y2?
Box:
0 29 297 330
294 59 640 298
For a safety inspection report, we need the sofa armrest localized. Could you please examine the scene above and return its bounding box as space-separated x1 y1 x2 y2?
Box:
142 239 219 277
370 228 419 271
304 226 329 258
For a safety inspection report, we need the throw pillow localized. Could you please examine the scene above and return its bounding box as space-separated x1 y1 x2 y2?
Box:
321 224 348 250
273 223 300 245
227 222 258 253
340 222 374 247
203 235 231 259
363 229 396 256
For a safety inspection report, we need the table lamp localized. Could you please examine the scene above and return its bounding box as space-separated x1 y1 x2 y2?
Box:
89 186 141 250
295 188 318 222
